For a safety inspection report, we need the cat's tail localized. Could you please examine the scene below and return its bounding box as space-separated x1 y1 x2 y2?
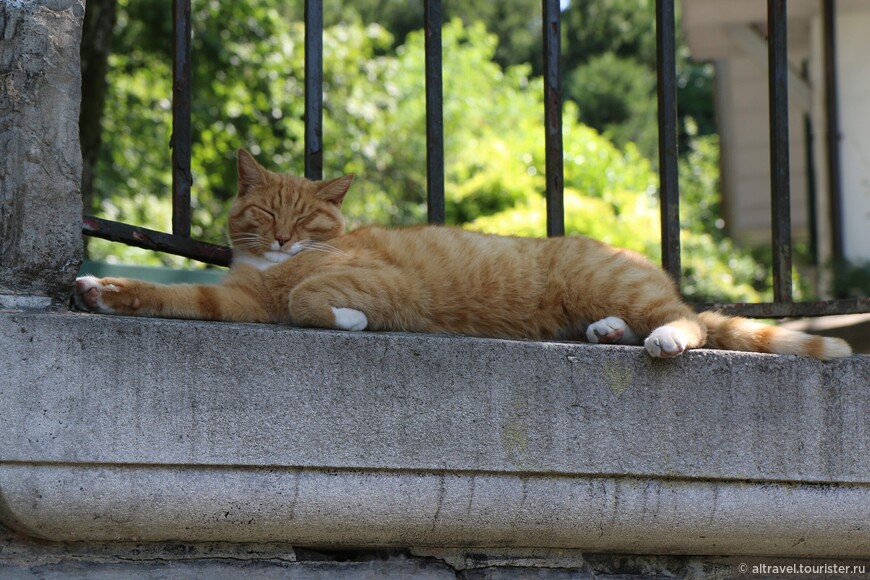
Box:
698 311 852 361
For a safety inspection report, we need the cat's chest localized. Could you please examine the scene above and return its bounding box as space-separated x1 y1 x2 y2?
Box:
232 251 292 271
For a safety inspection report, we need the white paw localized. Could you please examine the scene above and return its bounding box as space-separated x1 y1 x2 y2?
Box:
331 307 368 331
586 316 639 345
644 325 688 358
72 276 118 313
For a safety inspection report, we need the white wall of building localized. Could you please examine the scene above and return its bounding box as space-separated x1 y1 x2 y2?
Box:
834 9 870 261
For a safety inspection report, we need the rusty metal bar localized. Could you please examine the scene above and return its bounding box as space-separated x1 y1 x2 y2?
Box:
695 298 870 318
656 0 681 287
424 0 445 225
304 0 323 180
542 0 564 237
171 0 192 238
767 0 793 303
823 0 845 272
83 216 231 267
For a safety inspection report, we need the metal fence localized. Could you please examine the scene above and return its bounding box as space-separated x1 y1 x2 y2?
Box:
82 0 870 318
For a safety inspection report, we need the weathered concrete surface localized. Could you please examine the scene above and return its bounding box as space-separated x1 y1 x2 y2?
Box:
1 311 869 557
0 526 455 579
2 312 868 482
1 525 777 579
3 462 870 556
0 1 84 308
10 525 865 580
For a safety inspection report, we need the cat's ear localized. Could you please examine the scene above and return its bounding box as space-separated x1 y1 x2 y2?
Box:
237 148 269 196
316 174 355 206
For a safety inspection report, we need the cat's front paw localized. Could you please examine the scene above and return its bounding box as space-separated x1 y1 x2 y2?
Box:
644 325 687 358
72 276 143 315
73 276 120 313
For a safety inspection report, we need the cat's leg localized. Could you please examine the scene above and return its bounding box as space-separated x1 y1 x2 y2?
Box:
73 276 270 322
288 281 369 331
287 266 414 332
586 316 641 345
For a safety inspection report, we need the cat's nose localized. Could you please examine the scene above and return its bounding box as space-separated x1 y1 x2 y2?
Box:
275 234 291 247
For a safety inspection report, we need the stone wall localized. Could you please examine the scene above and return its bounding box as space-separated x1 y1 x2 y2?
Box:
0 0 84 310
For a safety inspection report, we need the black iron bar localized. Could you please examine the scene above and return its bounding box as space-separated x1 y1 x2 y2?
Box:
83 216 231 267
823 0 845 274
304 0 324 180
695 298 870 318
768 0 793 302
542 0 564 237
424 0 446 225
656 0 681 287
171 0 192 238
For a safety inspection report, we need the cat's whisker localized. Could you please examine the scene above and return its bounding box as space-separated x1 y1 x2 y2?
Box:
230 234 267 243
300 245 346 257
297 240 348 256
229 239 264 249
230 234 269 251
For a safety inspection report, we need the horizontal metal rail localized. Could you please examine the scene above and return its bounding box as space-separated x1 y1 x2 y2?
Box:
696 299 870 318
83 216 231 267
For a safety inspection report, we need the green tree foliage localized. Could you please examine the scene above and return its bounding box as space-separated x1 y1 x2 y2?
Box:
561 0 716 162
566 53 658 160
286 0 542 70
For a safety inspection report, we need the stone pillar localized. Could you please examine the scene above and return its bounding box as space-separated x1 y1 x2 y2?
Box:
0 0 85 310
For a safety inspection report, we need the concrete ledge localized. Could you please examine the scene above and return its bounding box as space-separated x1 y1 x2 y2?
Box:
2 312 869 556
2 464 870 557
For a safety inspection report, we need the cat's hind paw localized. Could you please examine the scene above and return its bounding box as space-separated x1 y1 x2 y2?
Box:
644 325 687 358
72 276 120 313
586 316 639 345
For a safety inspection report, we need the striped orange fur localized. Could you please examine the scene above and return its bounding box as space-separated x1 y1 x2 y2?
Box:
72 149 852 361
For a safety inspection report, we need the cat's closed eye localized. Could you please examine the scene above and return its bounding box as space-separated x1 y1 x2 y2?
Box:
249 206 275 223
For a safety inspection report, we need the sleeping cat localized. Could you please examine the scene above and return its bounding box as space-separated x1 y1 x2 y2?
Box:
73 149 852 360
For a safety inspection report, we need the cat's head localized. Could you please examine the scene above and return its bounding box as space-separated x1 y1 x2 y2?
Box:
228 148 353 262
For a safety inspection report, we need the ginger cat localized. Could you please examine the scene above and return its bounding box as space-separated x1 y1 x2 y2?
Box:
73 149 852 360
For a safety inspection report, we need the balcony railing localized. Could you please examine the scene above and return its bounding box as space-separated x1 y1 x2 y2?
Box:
82 0 870 318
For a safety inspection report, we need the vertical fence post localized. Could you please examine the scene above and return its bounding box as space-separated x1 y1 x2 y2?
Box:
542 0 564 237
823 0 845 273
655 0 681 286
424 0 445 225
171 0 192 238
768 0 792 302
304 0 324 181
